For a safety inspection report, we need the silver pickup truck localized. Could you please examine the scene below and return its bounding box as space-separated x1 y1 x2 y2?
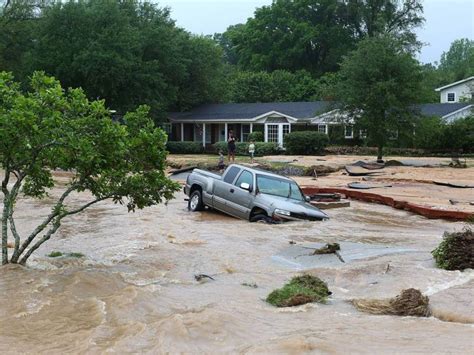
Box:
184 164 328 222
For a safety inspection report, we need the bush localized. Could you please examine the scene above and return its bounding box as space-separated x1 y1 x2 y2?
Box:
213 142 279 156
432 228 473 271
166 141 203 154
266 275 331 307
285 131 329 155
248 131 264 142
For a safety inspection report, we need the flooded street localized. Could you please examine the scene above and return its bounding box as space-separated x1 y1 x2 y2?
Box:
1 185 473 353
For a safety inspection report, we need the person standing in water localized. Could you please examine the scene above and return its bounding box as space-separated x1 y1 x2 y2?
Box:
227 130 236 163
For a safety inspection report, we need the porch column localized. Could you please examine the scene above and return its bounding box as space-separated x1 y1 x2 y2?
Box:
264 124 268 143
202 123 206 147
224 123 228 141
180 123 184 142
250 123 253 133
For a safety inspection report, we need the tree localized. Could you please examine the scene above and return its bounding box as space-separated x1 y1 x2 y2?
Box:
336 35 422 161
227 69 320 103
219 0 424 76
345 0 424 49
0 72 180 265
439 38 474 82
1 0 226 121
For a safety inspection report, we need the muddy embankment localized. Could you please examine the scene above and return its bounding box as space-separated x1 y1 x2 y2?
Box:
0 178 473 353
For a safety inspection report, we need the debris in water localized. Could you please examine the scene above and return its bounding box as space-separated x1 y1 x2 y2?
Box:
311 243 340 255
266 274 331 307
384 263 391 274
352 288 431 317
432 228 474 271
241 282 258 288
289 240 296 245
194 274 215 282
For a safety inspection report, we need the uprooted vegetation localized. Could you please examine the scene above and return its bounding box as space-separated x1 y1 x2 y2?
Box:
266 275 331 307
352 288 431 317
312 243 341 255
432 228 474 271
47 251 85 258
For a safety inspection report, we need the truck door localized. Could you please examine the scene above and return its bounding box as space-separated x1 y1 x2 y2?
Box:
212 166 241 214
226 170 254 219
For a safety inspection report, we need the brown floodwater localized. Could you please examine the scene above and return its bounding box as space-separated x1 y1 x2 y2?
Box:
1 184 473 353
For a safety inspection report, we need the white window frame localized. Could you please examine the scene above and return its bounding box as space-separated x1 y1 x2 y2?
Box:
344 125 354 139
447 92 456 102
318 124 328 134
359 129 367 139
264 123 291 147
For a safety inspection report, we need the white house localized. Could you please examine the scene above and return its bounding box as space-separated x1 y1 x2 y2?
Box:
435 76 474 103
168 101 472 146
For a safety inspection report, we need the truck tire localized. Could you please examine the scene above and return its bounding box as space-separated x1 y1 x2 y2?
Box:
250 214 273 223
188 190 204 211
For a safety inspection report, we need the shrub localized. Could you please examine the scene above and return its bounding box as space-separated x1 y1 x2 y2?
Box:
432 228 473 271
266 274 331 307
213 142 279 156
248 131 264 142
166 141 203 154
47 251 63 258
285 131 329 155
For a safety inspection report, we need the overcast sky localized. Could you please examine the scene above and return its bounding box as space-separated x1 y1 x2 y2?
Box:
157 0 473 64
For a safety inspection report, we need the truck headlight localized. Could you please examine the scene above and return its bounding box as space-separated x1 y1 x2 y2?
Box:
274 208 291 216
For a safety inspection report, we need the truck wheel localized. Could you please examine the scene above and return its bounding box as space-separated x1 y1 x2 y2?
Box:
250 214 273 223
188 190 204 211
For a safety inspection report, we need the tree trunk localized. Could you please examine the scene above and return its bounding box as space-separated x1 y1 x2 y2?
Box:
2 199 9 265
377 145 383 163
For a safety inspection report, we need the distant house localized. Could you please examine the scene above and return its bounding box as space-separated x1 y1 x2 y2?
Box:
435 76 474 103
168 101 472 147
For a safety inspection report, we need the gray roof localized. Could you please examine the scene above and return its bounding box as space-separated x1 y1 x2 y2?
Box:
169 102 471 121
416 103 471 117
169 101 334 121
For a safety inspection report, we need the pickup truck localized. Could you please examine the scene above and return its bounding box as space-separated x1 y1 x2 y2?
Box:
184 164 328 222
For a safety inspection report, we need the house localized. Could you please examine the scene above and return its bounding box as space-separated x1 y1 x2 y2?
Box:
435 76 474 103
168 101 473 146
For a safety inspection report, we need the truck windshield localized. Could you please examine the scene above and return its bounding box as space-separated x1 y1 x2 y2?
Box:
256 175 304 201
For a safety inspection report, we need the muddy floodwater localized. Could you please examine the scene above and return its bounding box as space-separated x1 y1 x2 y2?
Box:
1 187 473 353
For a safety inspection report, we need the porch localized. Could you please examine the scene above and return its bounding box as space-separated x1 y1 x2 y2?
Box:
170 121 297 147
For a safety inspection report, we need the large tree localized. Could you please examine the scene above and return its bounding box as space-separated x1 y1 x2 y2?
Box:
220 0 424 75
336 35 422 161
0 72 180 265
1 0 227 120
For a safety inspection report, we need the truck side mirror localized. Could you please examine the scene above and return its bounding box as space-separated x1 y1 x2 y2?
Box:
240 182 251 192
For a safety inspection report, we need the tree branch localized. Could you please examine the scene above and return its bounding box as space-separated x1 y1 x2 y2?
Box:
11 184 77 263
18 196 109 265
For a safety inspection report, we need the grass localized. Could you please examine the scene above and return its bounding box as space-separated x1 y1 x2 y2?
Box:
266 274 331 307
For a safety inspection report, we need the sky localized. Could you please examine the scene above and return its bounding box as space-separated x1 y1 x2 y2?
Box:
157 0 474 64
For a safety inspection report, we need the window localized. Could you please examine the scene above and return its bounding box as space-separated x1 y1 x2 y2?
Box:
256 175 303 201
267 124 279 143
318 124 327 134
241 124 251 142
447 93 456 102
344 125 353 139
223 166 240 184
388 130 399 140
359 129 367 139
235 170 253 190
282 124 290 136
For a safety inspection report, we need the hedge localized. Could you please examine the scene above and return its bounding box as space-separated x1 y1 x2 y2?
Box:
166 141 203 154
213 142 279 156
284 131 329 155
248 131 264 142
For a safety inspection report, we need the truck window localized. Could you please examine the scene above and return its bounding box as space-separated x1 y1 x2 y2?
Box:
223 166 240 184
235 170 253 189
